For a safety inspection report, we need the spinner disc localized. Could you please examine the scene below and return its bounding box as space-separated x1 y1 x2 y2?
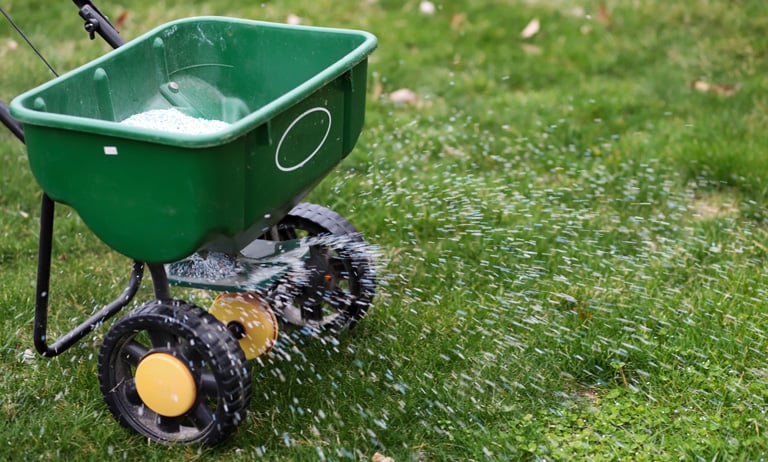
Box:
209 292 279 359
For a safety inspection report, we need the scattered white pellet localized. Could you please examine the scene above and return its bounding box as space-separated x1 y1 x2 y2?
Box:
121 108 230 135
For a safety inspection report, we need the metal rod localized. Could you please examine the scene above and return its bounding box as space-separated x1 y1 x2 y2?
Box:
73 0 125 48
0 6 58 76
148 263 172 300
0 102 24 142
33 194 144 357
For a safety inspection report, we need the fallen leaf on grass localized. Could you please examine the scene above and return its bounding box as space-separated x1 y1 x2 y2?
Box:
567 6 586 17
690 80 739 96
451 13 466 31
597 3 612 25
521 43 542 55
443 145 465 157
710 84 738 96
372 79 383 101
579 388 599 403
114 11 129 31
691 80 710 92
520 17 540 39
372 453 395 462
389 88 419 104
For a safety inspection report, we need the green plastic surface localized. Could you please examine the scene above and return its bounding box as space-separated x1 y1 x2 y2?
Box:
10 17 376 263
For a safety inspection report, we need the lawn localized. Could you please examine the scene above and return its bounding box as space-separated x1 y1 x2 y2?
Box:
2 0 768 460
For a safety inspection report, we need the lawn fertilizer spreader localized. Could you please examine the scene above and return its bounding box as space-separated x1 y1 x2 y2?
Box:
1 1 377 446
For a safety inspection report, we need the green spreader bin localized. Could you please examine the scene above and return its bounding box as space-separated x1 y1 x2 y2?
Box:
10 16 377 263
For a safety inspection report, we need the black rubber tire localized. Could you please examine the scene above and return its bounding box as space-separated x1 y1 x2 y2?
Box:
279 202 362 238
97 300 252 446
266 202 377 331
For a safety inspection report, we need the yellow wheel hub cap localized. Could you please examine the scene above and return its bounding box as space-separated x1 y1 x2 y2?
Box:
135 352 197 417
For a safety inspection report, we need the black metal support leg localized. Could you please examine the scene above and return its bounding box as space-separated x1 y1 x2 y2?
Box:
33 194 144 357
0 101 24 142
147 263 171 300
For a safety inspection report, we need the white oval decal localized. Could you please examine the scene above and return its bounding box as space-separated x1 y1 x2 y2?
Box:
275 107 332 172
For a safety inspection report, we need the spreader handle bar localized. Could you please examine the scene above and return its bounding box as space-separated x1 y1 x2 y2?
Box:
33 194 144 357
73 0 125 48
0 101 24 142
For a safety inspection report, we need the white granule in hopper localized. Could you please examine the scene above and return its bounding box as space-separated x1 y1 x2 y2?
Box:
121 108 230 135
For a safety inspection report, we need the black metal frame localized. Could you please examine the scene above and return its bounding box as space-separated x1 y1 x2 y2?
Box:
1 1 171 357
73 0 125 48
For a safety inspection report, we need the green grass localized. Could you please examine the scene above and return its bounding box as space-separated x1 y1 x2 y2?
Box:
3 0 768 460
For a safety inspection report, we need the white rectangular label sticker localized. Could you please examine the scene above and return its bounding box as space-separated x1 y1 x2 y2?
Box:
104 146 118 155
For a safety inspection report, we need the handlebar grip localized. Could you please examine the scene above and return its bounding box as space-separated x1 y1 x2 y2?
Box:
0 101 24 142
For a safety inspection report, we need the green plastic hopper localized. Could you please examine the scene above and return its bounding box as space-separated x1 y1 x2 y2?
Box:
10 16 377 263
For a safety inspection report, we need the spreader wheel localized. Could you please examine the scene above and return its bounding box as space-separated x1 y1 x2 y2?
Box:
97 300 251 446
265 202 377 331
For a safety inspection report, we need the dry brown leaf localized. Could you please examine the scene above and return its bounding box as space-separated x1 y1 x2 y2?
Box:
597 3 612 25
520 17 540 39
443 145 465 157
451 13 467 31
372 79 383 101
114 11 129 31
389 88 419 104
711 83 739 96
690 80 739 96
372 453 395 462
691 80 710 92
521 43 542 55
